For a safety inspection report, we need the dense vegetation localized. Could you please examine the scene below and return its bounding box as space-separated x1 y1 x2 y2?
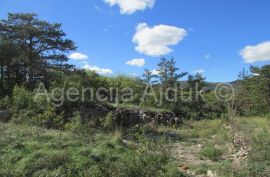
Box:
0 13 270 177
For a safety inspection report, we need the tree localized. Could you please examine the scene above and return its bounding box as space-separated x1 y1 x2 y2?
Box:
157 58 169 87
157 57 187 103
235 66 269 115
250 65 270 111
0 13 76 90
0 39 21 95
142 69 153 84
142 69 158 85
187 73 206 119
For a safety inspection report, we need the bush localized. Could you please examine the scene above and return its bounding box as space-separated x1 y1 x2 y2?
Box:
102 112 117 130
0 96 10 109
199 144 223 161
195 163 209 175
36 106 64 129
64 112 84 133
162 163 189 177
12 86 33 111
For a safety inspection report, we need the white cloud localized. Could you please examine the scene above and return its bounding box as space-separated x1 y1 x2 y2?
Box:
133 23 187 57
82 64 113 75
151 69 159 75
193 69 205 74
104 0 155 15
240 41 270 63
69 52 88 60
126 58 145 67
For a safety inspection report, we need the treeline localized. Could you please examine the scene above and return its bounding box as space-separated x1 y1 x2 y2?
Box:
0 13 269 129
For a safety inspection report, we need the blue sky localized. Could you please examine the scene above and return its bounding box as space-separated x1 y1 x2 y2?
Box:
1 0 270 82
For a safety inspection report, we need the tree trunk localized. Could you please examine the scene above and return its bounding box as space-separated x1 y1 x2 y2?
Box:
0 65 3 87
0 63 4 96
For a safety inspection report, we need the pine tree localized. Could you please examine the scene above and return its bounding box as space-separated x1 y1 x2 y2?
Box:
0 13 76 89
187 73 206 119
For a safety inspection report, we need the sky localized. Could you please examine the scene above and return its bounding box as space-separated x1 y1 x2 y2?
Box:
1 0 270 82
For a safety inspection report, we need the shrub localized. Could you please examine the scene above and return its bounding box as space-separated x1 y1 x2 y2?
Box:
199 144 223 161
64 112 84 133
102 112 117 130
0 96 11 109
36 106 64 129
12 86 33 111
195 163 209 175
162 163 189 177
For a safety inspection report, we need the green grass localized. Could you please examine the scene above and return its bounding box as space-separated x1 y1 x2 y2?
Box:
179 119 229 142
1 116 269 177
199 145 223 161
0 123 182 177
163 116 270 177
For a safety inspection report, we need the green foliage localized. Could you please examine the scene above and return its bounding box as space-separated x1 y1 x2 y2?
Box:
181 119 228 140
11 85 65 129
64 112 84 133
246 131 270 176
36 106 64 129
12 86 34 111
0 13 76 92
199 144 223 161
235 65 270 116
0 96 10 109
195 163 209 175
0 123 176 177
162 164 189 177
102 112 117 130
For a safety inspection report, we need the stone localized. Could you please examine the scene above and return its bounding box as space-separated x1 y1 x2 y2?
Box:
90 154 101 162
0 110 11 123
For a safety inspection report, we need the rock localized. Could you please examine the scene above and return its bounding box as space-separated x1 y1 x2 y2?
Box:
170 117 183 126
79 104 112 126
114 108 142 127
207 170 217 177
0 110 11 123
114 108 182 127
90 154 101 162
122 139 129 146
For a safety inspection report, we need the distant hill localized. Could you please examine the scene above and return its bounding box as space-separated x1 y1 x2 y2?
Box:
179 80 239 91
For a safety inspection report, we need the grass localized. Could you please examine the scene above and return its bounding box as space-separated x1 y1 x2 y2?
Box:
182 119 225 138
163 116 270 177
199 144 223 161
0 122 184 177
0 116 269 177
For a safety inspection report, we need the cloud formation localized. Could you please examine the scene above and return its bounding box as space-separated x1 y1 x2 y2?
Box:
104 0 155 15
126 58 145 67
240 41 270 63
82 64 113 75
133 23 187 57
69 52 88 60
